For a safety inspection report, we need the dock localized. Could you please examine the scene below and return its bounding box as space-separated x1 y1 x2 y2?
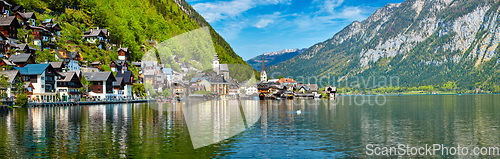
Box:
28 99 155 107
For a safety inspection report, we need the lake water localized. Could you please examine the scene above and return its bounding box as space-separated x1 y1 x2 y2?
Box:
0 95 498 158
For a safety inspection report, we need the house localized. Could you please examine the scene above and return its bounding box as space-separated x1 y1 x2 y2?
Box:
115 71 134 98
245 85 258 95
162 68 172 87
56 72 82 101
8 53 35 67
82 71 116 100
325 86 337 99
117 47 130 61
212 54 230 78
109 60 128 72
90 61 101 69
80 66 99 73
209 74 229 96
49 62 65 72
13 63 61 102
14 11 36 26
12 43 35 54
0 16 21 44
0 70 22 97
0 0 11 16
27 25 52 48
82 27 109 50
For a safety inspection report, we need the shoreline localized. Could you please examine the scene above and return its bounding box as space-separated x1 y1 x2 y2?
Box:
27 99 156 107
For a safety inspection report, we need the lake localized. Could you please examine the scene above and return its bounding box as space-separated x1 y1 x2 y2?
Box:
0 94 498 158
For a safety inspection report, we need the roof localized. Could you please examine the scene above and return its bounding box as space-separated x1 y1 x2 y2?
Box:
27 25 50 32
118 47 128 52
82 72 116 81
190 77 209 83
1 59 14 66
115 71 133 84
8 53 32 63
42 19 53 23
112 60 127 67
13 63 53 75
18 12 36 20
58 72 77 82
0 16 19 27
49 62 64 69
83 28 108 38
219 64 229 72
162 68 172 75
90 61 101 65
132 62 141 66
0 0 11 7
13 44 36 51
141 61 158 67
0 70 20 83
113 77 124 87
278 78 297 84
12 5 23 11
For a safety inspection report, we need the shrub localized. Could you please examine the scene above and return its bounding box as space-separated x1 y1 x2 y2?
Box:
15 94 28 106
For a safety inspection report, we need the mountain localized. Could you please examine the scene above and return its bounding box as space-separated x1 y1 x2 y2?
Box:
12 0 252 73
246 48 306 71
268 0 500 92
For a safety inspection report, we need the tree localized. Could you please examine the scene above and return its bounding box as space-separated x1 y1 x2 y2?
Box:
15 93 28 106
277 75 284 79
132 83 145 97
163 89 171 97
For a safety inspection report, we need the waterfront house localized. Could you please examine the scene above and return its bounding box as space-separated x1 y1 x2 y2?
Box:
115 71 133 98
245 85 258 95
82 71 116 100
109 60 128 72
13 63 61 102
12 43 36 54
0 16 21 44
0 0 11 16
8 53 35 67
209 74 229 96
14 11 36 27
82 27 109 50
56 71 82 101
113 77 125 98
117 47 130 61
325 86 337 99
0 70 22 97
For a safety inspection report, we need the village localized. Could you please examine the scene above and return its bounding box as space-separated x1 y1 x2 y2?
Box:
0 1 337 106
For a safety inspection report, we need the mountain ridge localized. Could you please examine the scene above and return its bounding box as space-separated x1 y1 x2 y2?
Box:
268 0 500 92
246 48 306 71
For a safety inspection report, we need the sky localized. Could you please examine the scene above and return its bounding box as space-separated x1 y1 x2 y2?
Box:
186 0 405 60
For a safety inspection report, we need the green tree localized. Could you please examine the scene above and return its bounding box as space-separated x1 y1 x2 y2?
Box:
15 94 28 106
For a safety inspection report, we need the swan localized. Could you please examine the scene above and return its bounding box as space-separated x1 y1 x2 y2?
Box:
296 108 302 115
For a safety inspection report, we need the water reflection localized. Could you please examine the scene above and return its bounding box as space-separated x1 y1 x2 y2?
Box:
0 95 498 158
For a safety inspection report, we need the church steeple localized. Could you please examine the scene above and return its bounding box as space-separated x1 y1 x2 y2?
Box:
260 54 267 82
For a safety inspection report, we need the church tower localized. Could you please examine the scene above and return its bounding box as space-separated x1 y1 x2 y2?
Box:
213 54 220 74
260 54 267 82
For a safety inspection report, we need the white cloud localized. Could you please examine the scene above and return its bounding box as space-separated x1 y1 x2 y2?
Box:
193 0 290 23
255 19 274 28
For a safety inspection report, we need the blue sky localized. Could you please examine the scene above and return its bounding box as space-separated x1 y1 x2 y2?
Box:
186 0 405 60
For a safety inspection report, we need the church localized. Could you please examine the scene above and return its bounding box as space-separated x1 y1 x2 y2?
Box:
213 54 230 79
